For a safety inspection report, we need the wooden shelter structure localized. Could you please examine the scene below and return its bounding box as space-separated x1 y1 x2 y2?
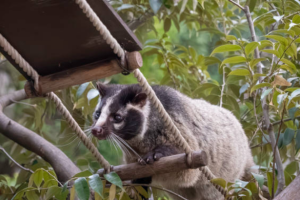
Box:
0 0 226 199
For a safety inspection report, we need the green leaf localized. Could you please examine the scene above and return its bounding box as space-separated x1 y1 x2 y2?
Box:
245 42 259 56
77 82 89 98
25 190 39 200
290 89 300 99
221 56 246 65
265 35 288 45
33 169 44 188
249 0 257 12
261 88 272 100
210 45 241 55
228 69 250 76
73 170 93 178
239 83 250 96
104 172 123 189
135 186 149 198
288 107 298 120
250 58 266 69
149 0 163 14
210 178 226 188
283 128 295 146
226 35 237 41
296 130 300 152
292 15 300 24
87 89 99 103
267 171 278 195
280 65 296 74
250 83 272 93
46 186 62 200
251 173 264 189
204 57 221 65
270 29 295 37
164 18 171 32
261 49 280 57
75 177 90 200
281 58 296 70
89 174 103 198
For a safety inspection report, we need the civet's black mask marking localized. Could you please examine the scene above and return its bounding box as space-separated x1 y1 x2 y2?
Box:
92 83 147 141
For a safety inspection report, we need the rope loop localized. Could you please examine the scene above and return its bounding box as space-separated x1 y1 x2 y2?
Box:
0 34 40 91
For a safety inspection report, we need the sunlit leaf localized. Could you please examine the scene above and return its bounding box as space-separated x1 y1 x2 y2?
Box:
245 42 259 56
261 49 280 57
70 185 75 200
250 83 272 93
135 186 149 198
292 15 300 24
265 35 288 45
211 178 226 188
226 35 237 41
87 89 99 103
228 69 250 76
221 56 246 65
210 45 241 55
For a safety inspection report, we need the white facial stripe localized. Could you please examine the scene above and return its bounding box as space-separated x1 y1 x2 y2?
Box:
126 100 150 139
95 91 120 127
114 122 124 130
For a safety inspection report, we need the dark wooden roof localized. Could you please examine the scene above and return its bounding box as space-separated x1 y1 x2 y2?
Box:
0 0 142 79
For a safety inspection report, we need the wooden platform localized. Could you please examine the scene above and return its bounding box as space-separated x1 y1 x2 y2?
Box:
0 0 142 81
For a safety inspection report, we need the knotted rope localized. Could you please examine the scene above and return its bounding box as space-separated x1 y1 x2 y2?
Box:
75 0 229 198
0 34 39 91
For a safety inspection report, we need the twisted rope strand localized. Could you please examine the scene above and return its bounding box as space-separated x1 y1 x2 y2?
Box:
0 34 39 91
47 92 111 171
75 0 125 59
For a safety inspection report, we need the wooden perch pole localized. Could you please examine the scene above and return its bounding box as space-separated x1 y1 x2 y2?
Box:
97 150 207 181
24 51 143 96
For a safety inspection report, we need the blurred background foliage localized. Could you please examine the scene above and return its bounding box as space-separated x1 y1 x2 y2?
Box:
1 0 300 199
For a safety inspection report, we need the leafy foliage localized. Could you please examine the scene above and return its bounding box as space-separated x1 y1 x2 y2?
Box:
1 0 300 199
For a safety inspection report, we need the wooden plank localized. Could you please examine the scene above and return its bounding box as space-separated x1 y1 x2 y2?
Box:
97 150 208 181
0 0 142 77
24 51 142 95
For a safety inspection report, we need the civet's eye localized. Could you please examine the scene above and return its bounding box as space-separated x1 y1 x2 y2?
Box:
113 114 123 123
95 111 101 119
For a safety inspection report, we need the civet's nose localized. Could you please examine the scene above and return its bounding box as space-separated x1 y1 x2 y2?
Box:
91 126 104 139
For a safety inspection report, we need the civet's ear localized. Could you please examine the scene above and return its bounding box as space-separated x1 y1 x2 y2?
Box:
96 82 108 97
132 93 147 107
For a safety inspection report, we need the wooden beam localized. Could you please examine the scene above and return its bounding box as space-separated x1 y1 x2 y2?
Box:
273 174 300 200
24 51 143 96
97 150 207 181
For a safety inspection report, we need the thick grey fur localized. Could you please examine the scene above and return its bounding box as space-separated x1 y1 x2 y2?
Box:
94 84 255 200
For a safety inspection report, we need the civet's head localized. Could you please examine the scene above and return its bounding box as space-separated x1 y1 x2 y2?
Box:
91 83 150 141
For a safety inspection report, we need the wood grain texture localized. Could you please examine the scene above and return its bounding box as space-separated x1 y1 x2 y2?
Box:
97 150 207 181
274 174 300 200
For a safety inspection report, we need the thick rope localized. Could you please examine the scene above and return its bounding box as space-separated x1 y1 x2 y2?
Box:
74 0 229 198
47 92 111 171
0 34 39 91
0 33 110 170
74 0 125 59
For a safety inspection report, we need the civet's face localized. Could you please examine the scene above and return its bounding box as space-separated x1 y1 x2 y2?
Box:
91 83 149 141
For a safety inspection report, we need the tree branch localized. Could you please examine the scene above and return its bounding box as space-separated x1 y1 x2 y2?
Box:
227 1 286 195
128 12 155 31
0 90 80 182
0 146 34 173
228 0 245 11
